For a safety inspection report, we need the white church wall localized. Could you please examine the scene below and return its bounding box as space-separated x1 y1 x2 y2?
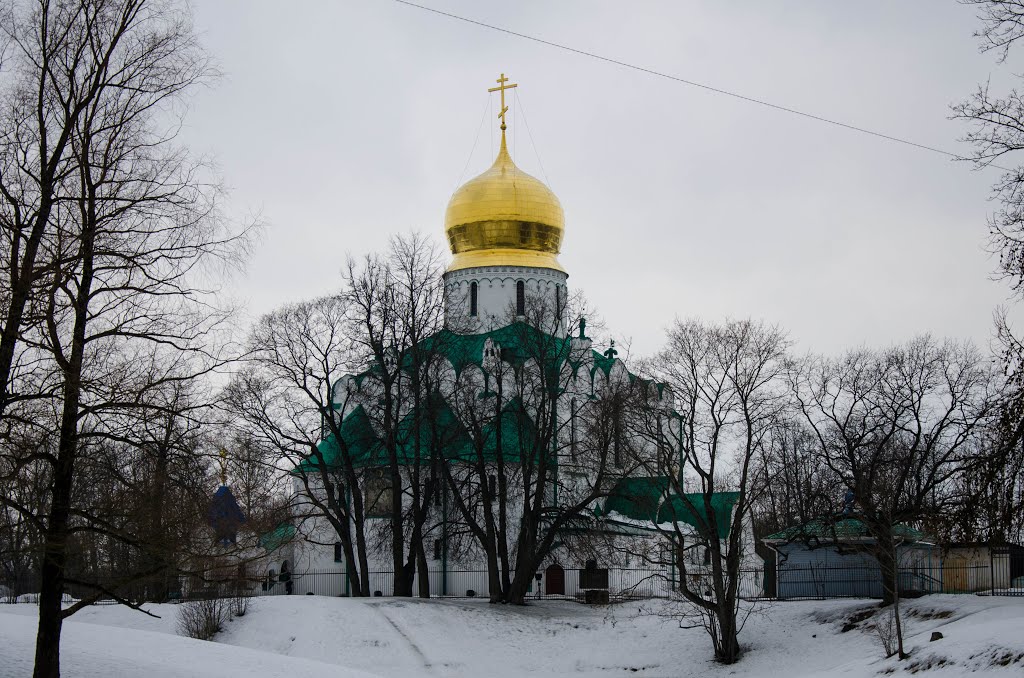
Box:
444 265 568 335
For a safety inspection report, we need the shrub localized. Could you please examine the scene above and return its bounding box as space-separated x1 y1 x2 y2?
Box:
228 592 251 618
875 608 899 658
177 597 229 640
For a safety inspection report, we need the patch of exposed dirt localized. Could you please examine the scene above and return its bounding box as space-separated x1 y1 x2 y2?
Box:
969 647 1024 668
840 607 877 633
904 608 953 621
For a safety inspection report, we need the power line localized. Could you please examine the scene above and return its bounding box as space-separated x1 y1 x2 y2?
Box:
391 0 1007 171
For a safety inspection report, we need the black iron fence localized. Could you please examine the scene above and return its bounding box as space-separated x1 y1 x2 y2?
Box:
3 560 1021 605
248 561 1022 601
237 561 1013 600
254 567 680 600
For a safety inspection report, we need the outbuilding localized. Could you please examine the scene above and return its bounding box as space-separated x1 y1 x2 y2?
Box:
762 518 939 599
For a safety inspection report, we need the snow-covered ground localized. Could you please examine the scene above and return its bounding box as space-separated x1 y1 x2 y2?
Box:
1 594 1022 677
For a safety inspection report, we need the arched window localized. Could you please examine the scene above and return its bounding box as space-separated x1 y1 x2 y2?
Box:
516 280 525 316
470 281 478 317
365 469 395 517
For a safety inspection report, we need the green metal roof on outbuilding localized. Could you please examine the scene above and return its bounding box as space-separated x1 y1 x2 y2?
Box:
599 476 740 539
762 518 928 544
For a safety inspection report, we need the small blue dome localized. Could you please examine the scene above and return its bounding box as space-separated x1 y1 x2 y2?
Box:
208 485 246 546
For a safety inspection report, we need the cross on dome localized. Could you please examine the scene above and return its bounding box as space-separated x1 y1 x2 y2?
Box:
488 73 517 131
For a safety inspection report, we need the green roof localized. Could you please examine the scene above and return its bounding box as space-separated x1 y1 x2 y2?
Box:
415 322 637 385
415 322 568 374
763 518 927 543
599 476 740 539
259 523 296 551
296 395 544 472
299 323 665 474
297 405 383 473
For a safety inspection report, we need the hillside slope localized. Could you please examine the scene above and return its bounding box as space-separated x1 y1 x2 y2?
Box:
1 594 1022 677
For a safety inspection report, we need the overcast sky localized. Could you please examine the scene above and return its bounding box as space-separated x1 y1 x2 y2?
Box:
181 0 1020 357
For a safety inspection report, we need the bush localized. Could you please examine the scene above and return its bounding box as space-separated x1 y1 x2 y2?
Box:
228 592 251 618
875 608 899 658
177 598 229 640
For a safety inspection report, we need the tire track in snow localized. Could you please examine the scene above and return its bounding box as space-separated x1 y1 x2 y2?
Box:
367 602 434 674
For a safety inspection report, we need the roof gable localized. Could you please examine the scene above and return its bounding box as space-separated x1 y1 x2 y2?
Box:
600 476 740 539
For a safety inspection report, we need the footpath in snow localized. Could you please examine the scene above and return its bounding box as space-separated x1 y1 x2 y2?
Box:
1 594 1023 677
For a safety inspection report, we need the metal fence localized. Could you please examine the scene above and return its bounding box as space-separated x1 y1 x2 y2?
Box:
253 561 1023 601
3 559 1021 605
255 567 681 601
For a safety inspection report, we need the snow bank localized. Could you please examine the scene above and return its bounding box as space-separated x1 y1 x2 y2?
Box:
0 605 379 678
1 593 1022 677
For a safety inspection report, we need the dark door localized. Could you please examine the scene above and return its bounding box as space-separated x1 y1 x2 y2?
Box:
545 563 565 595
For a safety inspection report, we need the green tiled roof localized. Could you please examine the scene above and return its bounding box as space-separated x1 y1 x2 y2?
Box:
296 397 544 472
259 523 296 551
296 405 383 473
298 324 665 474
415 322 568 373
762 518 926 543
599 476 740 539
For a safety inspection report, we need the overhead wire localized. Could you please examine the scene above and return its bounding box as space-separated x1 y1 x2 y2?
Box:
455 96 492 195
514 88 551 187
391 0 1011 172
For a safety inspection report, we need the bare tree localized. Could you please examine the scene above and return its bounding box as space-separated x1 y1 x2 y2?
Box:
229 295 375 597
750 420 837 539
790 337 999 659
639 318 789 665
0 2 250 676
340 232 450 596
937 427 1024 543
955 1 1024 460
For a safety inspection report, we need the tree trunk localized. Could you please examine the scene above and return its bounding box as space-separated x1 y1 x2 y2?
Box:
32 590 63 678
33 188 95 677
339 529 361 597
506 561 534 605
415 538 430 599
0 167 58 419
893 584 907 660
714 599 741 664
876 543 898 606
355 517 371 597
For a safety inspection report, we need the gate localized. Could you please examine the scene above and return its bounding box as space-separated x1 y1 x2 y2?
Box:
990 545 1024 595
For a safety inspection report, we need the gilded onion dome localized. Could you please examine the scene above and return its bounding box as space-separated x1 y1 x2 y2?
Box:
444 132 565 273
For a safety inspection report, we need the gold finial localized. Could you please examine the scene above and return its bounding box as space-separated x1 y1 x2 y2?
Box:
218 448 228 486
488 73 518 132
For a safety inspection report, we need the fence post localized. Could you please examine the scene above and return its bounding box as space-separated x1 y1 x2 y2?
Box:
990 549 995 596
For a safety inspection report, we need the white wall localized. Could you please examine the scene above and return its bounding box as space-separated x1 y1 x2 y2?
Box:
444 265 568 335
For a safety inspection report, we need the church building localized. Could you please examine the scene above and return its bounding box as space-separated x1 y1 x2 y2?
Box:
283 75 756 600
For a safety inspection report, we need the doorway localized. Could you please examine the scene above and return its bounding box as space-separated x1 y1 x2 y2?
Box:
545 563 565 596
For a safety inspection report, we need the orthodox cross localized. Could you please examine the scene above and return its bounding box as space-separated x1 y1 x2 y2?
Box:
488 73 518 131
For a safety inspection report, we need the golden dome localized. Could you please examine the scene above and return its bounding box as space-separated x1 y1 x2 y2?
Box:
445 132 565 273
